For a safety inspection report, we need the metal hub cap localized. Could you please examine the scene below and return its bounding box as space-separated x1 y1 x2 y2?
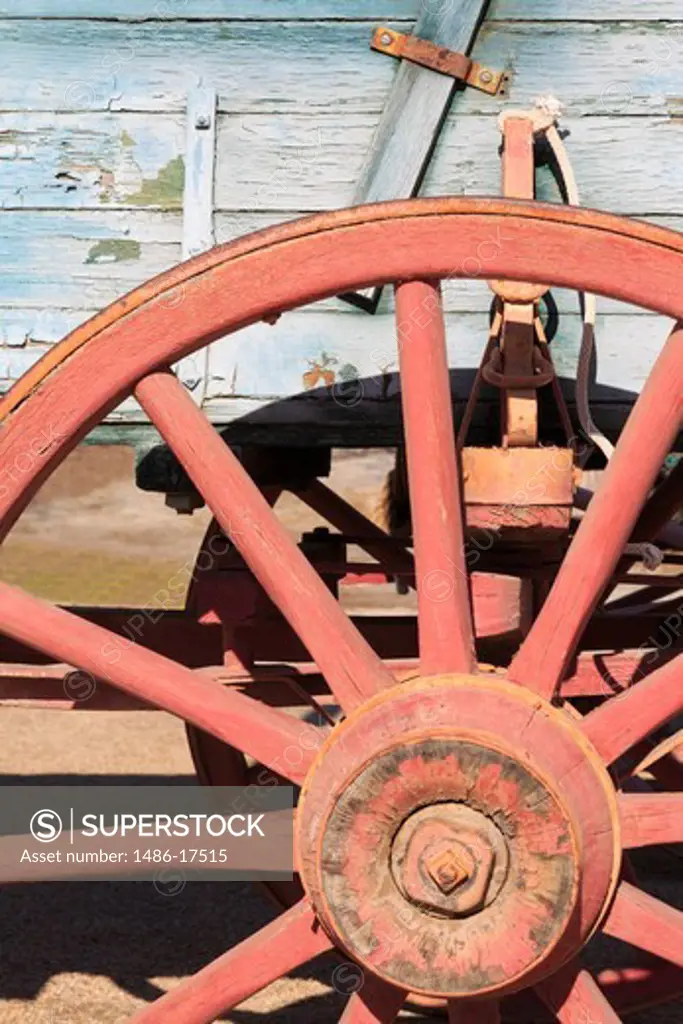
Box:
297 676 621 999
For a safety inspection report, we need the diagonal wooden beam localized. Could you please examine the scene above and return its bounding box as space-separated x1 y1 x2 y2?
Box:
355 1 493 205
341 0 494 311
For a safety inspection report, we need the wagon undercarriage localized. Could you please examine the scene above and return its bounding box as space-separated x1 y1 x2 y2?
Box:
0 199 682 1021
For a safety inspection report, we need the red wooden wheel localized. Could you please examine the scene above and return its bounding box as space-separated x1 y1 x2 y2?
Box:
1 198 683 1021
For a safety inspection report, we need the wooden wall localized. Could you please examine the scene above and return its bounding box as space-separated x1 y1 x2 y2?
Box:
1 2 681 442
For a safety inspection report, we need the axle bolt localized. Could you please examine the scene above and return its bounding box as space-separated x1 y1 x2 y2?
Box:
424 846 470 894
391 805 510 917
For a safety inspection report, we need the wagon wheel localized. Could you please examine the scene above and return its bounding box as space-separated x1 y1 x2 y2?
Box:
1 199 683 1023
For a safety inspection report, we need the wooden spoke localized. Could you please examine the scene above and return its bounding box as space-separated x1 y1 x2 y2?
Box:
448 999 501 1022
0 581 319 786
603 882 683 969
130 899 331 1023
135 370 396 713
537 965 622 1023
339 976 406 1023
619 792 683 848
581 654 683 765
508 324 683 698
395 279 475 676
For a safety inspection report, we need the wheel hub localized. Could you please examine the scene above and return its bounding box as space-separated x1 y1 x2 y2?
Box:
297 676 621 999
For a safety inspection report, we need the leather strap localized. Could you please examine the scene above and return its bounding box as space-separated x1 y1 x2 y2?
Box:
488 102 614 463
539 117 614 462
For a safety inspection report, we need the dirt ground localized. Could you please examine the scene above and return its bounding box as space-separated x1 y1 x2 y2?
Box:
0 446 407 1023
0 447 680 1022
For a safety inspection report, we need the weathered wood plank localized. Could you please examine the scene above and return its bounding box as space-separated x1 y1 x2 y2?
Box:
0 310 667 401
3 112 683 215
0 340 51 388
0 308 98 348
213 114 683 216
493 2 683 19
353 0 491 205
0 20 681 116
1 2 680 22
201 312 665 402
0 114 186 210
0 2 419 20
1 2 679 445
0 21 399 114
0 211 181 310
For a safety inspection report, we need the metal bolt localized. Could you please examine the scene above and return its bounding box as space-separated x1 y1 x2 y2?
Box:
424 847 470 894
195 113 211 130
478 69 493 84
165 493 204 515
391 806 509 917
380 31 393 46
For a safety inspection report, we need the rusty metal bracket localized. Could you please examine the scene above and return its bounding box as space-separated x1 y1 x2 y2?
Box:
371 26 508 96
339 1 495 312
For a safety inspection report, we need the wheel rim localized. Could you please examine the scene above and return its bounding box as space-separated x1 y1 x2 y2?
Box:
0 198 682 1022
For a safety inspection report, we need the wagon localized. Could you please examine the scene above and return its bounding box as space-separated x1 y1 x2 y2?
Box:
1 1 682 1021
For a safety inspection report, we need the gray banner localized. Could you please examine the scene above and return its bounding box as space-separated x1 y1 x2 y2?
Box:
0 786 294 882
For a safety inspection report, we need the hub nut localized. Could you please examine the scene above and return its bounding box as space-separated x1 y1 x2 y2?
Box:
391 804 509 917
424 845 470 893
